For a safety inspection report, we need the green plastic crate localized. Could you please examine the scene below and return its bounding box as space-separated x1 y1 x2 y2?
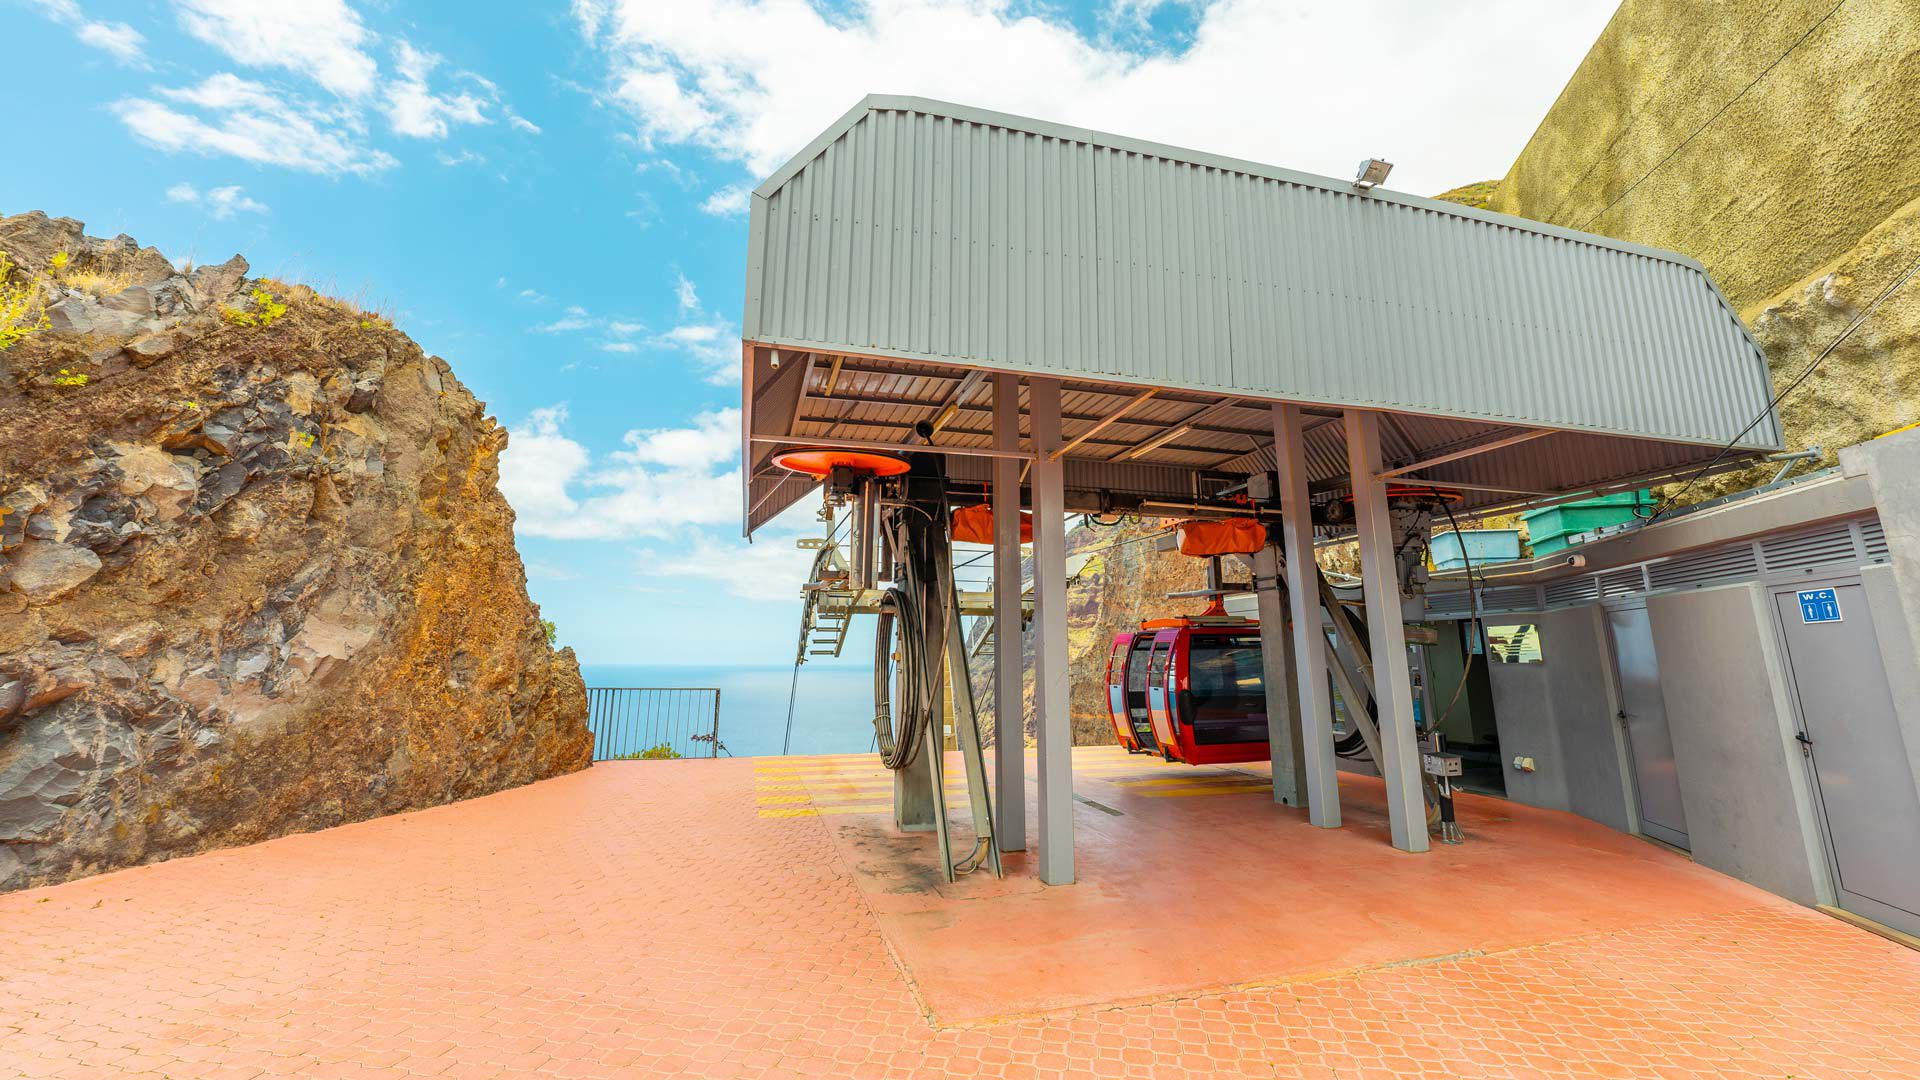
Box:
1522 490 1654 556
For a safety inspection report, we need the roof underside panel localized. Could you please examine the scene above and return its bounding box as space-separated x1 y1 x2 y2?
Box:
745 99 1781 452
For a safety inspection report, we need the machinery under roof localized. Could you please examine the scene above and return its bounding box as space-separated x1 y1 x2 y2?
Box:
740 96 1782 535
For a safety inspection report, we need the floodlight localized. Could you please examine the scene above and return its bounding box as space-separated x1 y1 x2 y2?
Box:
1353 158 1393 192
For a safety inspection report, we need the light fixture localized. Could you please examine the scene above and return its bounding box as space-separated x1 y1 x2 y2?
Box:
1352 158 1393 192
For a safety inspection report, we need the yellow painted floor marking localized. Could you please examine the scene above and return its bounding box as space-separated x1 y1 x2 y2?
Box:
755 794 815 805
1109 774 1261 787
758 803 893 818
1139 784 1270 798
757 782 969 793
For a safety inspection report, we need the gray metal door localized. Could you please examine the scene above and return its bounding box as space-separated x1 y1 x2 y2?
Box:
1774 584 1920 936
1606 605 1691 850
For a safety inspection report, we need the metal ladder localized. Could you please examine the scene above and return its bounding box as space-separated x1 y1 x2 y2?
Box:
806 601 853 658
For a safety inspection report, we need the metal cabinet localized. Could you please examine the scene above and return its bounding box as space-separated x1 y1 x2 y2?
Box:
1606 603 1691 850
1772 580 1920 937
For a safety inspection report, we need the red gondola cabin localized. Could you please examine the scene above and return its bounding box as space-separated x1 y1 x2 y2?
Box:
1104 619 1271 765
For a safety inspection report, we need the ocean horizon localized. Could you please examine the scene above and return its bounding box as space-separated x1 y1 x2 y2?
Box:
578 663 875 759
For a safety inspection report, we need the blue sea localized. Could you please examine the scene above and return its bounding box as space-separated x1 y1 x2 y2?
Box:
578 664 875 759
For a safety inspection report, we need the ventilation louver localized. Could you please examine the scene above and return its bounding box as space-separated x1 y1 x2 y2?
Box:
1759 522 1859 574
1647 544 1760 590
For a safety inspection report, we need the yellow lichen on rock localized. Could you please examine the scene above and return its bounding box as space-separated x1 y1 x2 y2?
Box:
1488 0 1920 489
0 212 592 891
1492 0 1920 311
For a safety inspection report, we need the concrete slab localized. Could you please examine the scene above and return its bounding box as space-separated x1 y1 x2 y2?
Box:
783 746 1776 1023
4 751 1919 1079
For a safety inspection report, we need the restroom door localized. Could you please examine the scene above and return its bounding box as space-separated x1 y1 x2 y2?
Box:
1606 604 1691 850
1774 583 1920 937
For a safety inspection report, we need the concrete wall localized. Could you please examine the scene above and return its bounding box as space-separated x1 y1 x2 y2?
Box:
1487 641 1565 810
1842 431 1920 802
1646 585 1831 907
1488 607 1635 833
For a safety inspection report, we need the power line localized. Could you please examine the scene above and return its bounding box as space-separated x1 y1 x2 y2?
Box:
1649 248 1920 520
1577 0 1849 231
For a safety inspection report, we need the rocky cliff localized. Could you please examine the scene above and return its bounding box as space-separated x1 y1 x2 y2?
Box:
970 518 1208 747
1490 0 1920 490
0 212 592 891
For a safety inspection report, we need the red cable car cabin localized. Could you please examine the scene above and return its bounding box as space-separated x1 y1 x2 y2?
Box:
1105 632 1159 753
1104 619 1271 765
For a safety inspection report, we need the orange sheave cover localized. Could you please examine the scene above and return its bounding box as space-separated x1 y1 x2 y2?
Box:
952 503 1033 545
1175 517 1266 556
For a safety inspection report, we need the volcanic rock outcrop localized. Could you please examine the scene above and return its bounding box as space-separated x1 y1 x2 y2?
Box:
0 212 592 891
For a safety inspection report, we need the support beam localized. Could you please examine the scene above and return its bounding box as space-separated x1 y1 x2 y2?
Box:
1276 404 1341 827
1344 409 1430 853
1375 428 1552 480
1029 377 1075 885
748 433 1034 461
1252 546 1307 807
991 373 1027 853
1052 388 1158 459
929 369 988 436
1118 399 1239 460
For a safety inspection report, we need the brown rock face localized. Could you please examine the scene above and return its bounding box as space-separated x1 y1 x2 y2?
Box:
969 519 1209 747
0 212 592 891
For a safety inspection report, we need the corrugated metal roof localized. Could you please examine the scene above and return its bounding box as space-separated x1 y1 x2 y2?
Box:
740 96 1783 535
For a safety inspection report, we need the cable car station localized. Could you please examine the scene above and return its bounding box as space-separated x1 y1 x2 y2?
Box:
744 95 1781 895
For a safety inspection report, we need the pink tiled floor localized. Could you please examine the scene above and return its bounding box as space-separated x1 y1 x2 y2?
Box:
4 753 1919 1079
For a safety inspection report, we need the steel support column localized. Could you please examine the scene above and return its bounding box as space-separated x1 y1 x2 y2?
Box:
1029 377 1075 885
1277 404 1342 827
1252 546 1307 807
1344 408 1430 853
991 373 1027 852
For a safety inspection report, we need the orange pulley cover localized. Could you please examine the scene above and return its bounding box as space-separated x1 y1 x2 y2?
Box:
1174 517 1267 556
769 447 912 477
951 503 1033 545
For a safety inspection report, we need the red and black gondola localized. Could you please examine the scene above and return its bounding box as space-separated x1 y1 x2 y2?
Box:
1104 617 1272 766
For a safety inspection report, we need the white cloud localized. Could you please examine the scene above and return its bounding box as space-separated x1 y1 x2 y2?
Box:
384 40 492 139
76 19 147 65
177 0 378 99
698 184 751 218
115 74 397 176
643 499 823 602
654 272 738 383
507 112 542 135
165 181 270 218
577 0 1617 195
533 312 597 333
28 0 147 66
599 342 640 353
524 560 579 581
436 148 486 166
499 405 744 541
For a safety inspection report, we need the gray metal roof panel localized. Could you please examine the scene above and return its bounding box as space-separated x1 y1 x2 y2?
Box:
746 96 1780 454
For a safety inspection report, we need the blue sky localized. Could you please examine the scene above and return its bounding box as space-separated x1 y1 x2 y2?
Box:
6 0 1616 667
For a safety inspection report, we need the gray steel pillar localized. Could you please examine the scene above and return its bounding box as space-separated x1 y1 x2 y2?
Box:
1344 408 1429 853
1252 546 1307 807
1028 377 1075 885
893 728 937 832
991 373 1027 852
1277 403 1341 827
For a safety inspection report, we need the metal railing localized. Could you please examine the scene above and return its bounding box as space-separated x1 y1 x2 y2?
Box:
586 688 725 760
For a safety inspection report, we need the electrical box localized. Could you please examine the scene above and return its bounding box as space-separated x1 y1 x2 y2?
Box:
1422 752 1462 778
